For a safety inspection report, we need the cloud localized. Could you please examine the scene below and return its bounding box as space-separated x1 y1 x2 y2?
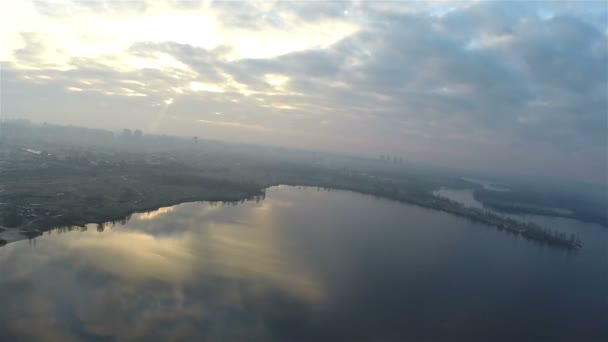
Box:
32 0 148 17
1 0 606 182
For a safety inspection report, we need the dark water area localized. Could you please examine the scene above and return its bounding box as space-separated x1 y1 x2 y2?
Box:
0 186 606 341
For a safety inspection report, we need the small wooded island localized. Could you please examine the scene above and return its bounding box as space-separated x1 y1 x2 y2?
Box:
0 121 585 250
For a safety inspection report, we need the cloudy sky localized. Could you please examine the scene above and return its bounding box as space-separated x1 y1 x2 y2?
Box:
1 0 606 183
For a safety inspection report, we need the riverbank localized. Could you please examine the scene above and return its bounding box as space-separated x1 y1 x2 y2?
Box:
0 132 583 250
0 181 582 250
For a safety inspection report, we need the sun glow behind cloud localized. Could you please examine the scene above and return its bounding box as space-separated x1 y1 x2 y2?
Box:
1 0 606 182
264 74 290 90
0 0 359 111
189 82 225 93
1 1 358 65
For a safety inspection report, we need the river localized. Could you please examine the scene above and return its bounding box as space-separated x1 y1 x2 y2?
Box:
0 186 606 341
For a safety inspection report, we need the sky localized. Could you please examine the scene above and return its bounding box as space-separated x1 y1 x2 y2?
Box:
1 0 607 184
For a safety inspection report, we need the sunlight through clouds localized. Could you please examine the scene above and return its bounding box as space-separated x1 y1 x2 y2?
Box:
264 74 290 90
189 81 225 93
1 0 606 182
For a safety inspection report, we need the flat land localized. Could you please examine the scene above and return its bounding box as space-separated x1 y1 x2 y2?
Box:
0 123 586 249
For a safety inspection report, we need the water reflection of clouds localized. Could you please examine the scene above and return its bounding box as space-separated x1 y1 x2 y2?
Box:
1 186 605 340
125 202 228 236
0 194 323 340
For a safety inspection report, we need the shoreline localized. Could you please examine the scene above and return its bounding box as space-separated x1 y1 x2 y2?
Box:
0 184 582 250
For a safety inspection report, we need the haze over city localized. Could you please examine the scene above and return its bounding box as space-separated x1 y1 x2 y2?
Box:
2 0 606 183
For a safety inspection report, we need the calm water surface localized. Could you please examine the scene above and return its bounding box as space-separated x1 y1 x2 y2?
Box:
0 186 606 341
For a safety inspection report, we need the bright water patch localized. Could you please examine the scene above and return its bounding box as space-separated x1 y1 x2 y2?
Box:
0 186 606 341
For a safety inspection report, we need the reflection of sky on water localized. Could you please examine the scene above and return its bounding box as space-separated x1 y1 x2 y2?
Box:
0 186 606 341
0 192 323 341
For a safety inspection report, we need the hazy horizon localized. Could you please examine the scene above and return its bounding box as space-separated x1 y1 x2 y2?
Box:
1 0 607 184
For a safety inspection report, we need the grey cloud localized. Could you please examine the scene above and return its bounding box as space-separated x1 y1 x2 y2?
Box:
516 16 607 94
157 4 605 155
128 41 230 84
273 1 353 21
210 0 353 30
509 16 608 146
334 6 607 148
3 0 607 182
209 1 284 30
12 33 49 66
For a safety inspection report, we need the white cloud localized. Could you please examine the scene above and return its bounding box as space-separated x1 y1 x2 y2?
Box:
189 82 224 93
1 0 606 183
